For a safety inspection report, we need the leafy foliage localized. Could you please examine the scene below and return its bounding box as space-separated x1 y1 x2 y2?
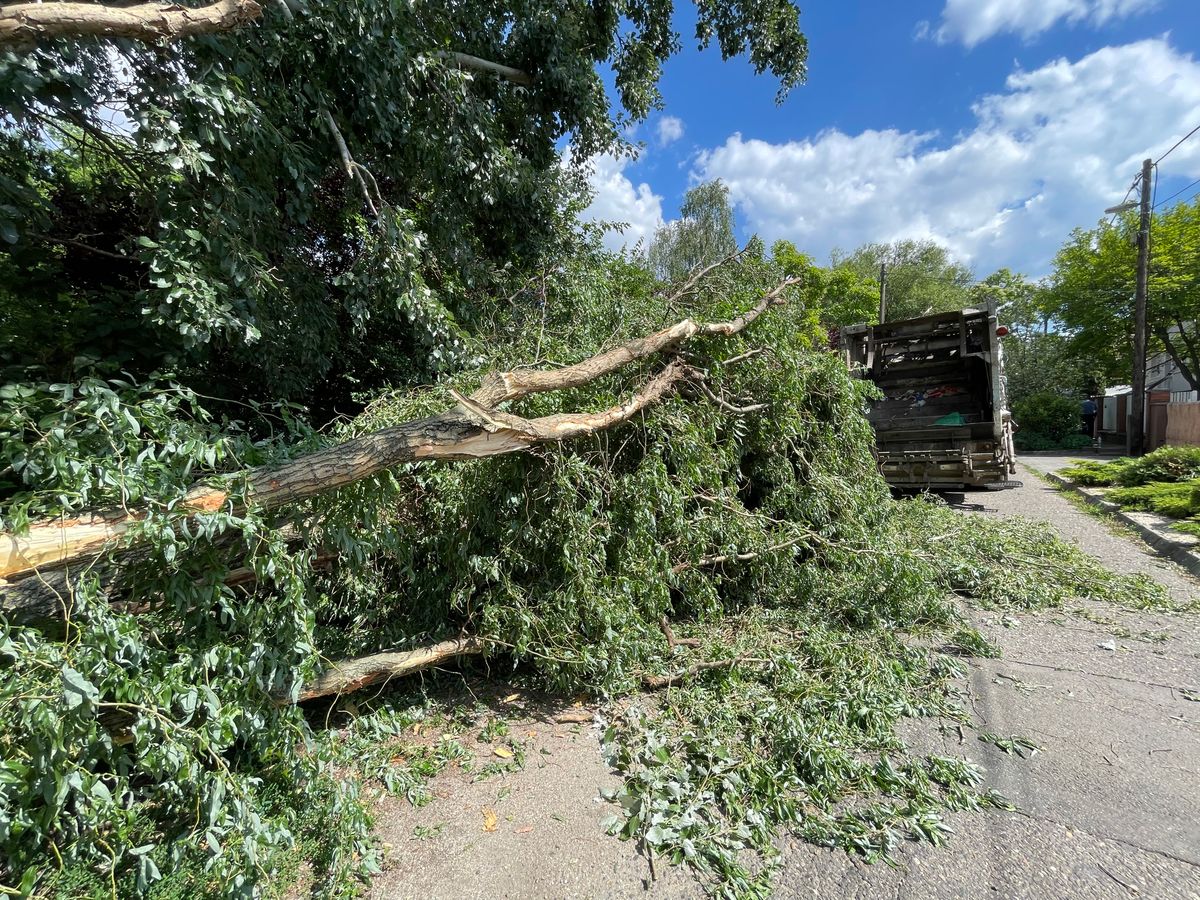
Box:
1011 392 1083 450
1105 480 1200 520
0 0 808 410
599 496 1174 896
1043 197 1200 390
1059 458 1131 486
0 7 1185 898
830 239 974 323
1111 445 1200 487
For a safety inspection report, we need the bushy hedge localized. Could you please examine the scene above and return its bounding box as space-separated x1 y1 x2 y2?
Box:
1061 445 1200 488
1105 480 1200 518
1011 392 1086 450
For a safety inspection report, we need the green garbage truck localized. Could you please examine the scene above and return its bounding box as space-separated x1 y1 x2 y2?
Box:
840 306 1017 490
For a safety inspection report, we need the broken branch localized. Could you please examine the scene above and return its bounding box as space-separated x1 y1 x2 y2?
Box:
695 380 768 415
287 637 485 703
0 0 262 47
439 51 533 87
659 615 701 649
641 655 763 691
1 273 797 588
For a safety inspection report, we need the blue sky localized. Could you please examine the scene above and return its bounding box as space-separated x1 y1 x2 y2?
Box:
582 0 1200 277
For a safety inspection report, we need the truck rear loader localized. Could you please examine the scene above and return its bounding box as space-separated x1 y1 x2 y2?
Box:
840 306 1017 490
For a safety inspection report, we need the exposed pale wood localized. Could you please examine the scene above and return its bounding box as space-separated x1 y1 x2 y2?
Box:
441 51 533 87
0 367 688 587
0 273 798 586
695 380 768 415
671 538 802 574
0 0 261 46
290 637 484 702
469 275 799 408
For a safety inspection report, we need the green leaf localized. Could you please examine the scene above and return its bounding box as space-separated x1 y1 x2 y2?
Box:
61 665 98 710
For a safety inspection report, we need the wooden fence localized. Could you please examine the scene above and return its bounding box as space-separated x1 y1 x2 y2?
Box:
1166 402 1200 447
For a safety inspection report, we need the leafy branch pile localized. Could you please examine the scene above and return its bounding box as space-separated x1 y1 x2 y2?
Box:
598 496 1174 897
1 250 1176 898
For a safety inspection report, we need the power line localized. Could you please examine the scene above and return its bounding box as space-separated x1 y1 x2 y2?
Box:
1154 176 1200 210
1155 121 1200 165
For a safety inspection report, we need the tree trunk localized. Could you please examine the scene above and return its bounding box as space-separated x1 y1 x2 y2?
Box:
1156 326 1200 394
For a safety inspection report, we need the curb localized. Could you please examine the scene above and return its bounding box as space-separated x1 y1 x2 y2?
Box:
1043 471 1200 580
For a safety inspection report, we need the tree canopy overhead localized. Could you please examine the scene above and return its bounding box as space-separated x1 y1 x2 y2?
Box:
0 0 809 409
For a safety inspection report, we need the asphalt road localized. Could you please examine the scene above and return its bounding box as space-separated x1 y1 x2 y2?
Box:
367 462 1200 900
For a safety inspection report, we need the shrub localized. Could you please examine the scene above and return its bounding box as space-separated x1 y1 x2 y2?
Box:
1060 459 1130 486
1016 431 1094 452
1011 393 1081 446
1106 479 1200 518
1114 445 1200 487
1059 433 1095 450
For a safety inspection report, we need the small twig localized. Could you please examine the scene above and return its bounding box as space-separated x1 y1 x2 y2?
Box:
658 615 701 650
34 234 133 261
721 348 765 366
695 380 768 414
657 247 749 307
641 655 765 691
673 538 802 574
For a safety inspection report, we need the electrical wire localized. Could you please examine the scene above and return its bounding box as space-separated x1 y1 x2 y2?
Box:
1153 176 1200 210
1155 121 1200 166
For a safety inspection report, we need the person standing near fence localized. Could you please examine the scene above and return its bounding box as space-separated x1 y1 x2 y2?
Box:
1082 396 1098 438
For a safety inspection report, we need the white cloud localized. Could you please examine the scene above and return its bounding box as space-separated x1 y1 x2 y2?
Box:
657 116 685 146
932 0 1159 47
578 153 665 252
696 39 1200 276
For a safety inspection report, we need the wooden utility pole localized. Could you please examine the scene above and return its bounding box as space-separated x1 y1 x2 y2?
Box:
1130 157 1152 456
878 262 888 324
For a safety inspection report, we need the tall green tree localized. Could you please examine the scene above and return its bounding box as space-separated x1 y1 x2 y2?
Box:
1044 197 1200 390
771 238 877 327
647 179 738 281
831 238 974 322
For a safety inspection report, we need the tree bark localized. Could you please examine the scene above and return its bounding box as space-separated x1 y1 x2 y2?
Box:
287 637 484 703
440 52 533 87
0 2 534 92
0 0 261 46
1 273 795 589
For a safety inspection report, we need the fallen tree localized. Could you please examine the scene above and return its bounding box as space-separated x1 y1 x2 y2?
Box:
1 269 797 595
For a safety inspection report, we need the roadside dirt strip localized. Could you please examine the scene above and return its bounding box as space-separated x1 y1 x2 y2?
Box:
368 469 1200 900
